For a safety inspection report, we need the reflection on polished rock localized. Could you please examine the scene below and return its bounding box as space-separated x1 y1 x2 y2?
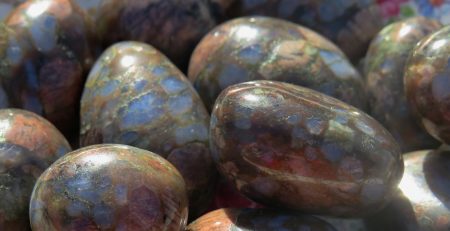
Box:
366 147 450 231
365 17 441 152
210 80 403 217
30 144 188 231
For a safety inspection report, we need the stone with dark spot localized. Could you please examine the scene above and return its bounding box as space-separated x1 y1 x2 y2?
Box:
210 80 403 217
0 109 71 231
80 41 216 219
30 144 188 231
189 16 366 111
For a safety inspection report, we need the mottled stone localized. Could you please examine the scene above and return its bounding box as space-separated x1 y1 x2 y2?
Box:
404 25 450 144
210 80 403 217
366 147 450 231
0 0 25 21
80 41 216 219
187 208 337 231
365 17 441 152
0 109 71 231
223 0 383 63
0 0 97 141
95 0 217 71
189 16 366 111
30 144 188 231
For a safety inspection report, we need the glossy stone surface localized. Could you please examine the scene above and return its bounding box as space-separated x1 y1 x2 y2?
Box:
0 0 25 21
96 0 216 71
0 0 97 141
210 80 403 217
223 0 381 63
80 41 215 218
30 144 188 231
0 109 71 231
404 26 450 144
222 1 450 63
187 208 337 231
189 16 366 111
365 17 441 152
366 147 450 231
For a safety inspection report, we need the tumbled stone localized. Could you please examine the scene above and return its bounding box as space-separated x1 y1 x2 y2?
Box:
404 25 450 144
0 109 71 231
365 16 441 152
189 16 366 111
80 41 216 219
210 80 403 217
30 144 188 231
0 0 97 141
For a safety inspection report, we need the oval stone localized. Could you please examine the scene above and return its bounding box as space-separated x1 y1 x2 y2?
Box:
187 208 337 231
30 144 188 231
210 80 403 217
404 25 450 144
80 41 216 219
0 109 71 230
365 16 441 152
189 16 366 111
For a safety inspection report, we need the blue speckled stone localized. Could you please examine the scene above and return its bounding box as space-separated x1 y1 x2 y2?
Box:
80 41 216 219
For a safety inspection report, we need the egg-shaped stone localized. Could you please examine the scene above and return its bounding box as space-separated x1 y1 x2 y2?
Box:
210 80 403 217
187 208 337 231
366 147 450 230
189 16 366 111
80 41 216 219
365 16 441 152
404 26 450 144
95 0 217 71
0 0 97 141
0 109 71 231
30 144 188 231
